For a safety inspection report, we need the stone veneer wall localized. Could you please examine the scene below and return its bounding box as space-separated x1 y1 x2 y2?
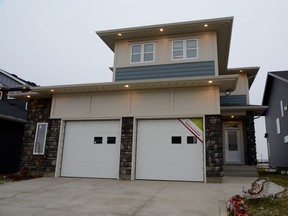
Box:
205 115 223 183
20 98 60 176
119 117 134 180
245 111 257 165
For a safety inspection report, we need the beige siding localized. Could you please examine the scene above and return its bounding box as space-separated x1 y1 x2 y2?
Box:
220 73 249 102
114 32 218 72
50 87 220 119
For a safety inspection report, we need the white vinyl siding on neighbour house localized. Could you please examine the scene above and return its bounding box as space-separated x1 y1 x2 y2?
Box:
33 123 48 155
172 39 198 60
131 43 154 63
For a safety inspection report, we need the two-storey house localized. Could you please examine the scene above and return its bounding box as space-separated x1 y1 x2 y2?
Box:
11 17 267 182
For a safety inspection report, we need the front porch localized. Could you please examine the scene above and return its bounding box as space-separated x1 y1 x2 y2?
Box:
223 165 258 177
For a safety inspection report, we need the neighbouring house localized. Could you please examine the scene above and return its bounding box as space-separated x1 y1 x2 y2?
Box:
262 71 288 173
0 69 37 174
10 17 267 182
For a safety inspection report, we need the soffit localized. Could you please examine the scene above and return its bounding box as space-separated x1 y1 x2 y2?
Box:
9 74 238 99
221 105 268 116
222 67 260 88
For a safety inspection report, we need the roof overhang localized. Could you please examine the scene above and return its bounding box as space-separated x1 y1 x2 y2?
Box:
222 66 260 88
221 105 268 116
9 74 239 100
0 114 27 124
262 71 288 105
97 17 233 77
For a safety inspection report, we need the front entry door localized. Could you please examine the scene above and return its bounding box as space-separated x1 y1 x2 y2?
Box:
224 123 242 163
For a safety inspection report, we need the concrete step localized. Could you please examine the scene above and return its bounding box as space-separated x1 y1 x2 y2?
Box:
223 165 259 177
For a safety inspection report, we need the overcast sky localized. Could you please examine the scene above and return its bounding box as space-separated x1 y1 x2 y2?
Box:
1 0 288 159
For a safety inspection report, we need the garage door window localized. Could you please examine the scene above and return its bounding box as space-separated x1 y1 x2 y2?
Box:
94 137 103 144
171 136 182 144
187 136 197 144
33 123 48 155
107 137 116 144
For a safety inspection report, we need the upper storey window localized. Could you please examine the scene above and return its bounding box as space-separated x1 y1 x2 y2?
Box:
172 39 198 60
131 43 154 63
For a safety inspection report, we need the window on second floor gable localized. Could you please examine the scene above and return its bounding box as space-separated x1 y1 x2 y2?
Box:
131 43 154 63
172 39 198 60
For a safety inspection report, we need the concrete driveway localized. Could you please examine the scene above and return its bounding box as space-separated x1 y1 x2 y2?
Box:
0 177 256 216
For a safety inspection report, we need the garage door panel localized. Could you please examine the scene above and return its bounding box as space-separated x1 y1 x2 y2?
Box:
137 163 203 181
136 119 204 181
61 120 120 178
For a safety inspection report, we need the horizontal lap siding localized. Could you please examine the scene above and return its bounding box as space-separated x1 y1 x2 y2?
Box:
115 61 215 81
220 95 247 105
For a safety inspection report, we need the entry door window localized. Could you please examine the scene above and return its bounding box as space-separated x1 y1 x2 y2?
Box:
228 131 238 151
224 123 242 163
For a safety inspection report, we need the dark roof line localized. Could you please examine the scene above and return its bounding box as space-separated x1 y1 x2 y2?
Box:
262 71 288 105
267 71 288 83
0 69 38 87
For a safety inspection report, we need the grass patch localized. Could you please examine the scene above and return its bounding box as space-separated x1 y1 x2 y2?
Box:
246 169 288 216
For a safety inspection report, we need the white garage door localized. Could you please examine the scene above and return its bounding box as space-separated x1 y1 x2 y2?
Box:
61 120 120 178
136 119 204 181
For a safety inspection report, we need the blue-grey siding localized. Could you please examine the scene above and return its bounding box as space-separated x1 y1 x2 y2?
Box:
220 95 247 105
115 61 215 81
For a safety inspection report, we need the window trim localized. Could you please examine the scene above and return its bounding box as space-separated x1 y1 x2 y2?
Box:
172 39 198 60
130 43 155 64
276 118 281 134
280 100 284 117
33 123 48 155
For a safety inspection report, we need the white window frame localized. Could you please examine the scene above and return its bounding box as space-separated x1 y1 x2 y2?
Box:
172 39 198 60
284 135 288 144
130 43 155 63
0 91 2 100
33 123 48 155
280 100 284 117
276 118 281 134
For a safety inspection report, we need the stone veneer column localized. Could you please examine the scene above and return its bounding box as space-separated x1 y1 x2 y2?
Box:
245 111 257 165
205 115 223 183
119 117 134 180
20 98 60 176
